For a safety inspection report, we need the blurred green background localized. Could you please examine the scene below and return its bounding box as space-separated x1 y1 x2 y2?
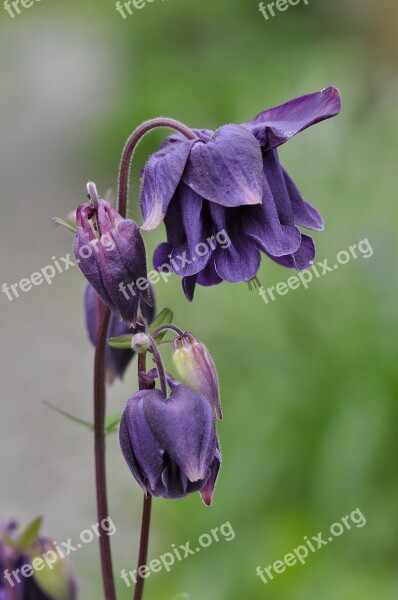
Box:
1 0 397 599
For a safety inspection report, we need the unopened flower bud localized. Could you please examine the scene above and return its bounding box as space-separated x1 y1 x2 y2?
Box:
74 194 151 326
131 333 151 353
172 333 222 419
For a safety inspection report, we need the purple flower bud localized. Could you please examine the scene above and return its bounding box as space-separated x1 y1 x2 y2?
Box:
119 381 221 503
74 198 151 326
172 333 222 419
84 284 155 384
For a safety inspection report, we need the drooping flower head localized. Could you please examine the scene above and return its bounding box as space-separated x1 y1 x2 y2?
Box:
84 283 155 384
119 376 221 505
140 87 341 299
74 195 151 325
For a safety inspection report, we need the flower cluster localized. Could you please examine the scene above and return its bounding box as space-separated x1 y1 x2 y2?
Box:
72 87 340 507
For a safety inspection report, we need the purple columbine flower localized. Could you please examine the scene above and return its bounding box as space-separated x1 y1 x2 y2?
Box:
0 521 77 600
74 198 151 325
119 379 221 505
84 284 155 384
140 87 341 300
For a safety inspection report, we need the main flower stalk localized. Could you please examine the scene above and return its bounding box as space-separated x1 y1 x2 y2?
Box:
92 119 197 600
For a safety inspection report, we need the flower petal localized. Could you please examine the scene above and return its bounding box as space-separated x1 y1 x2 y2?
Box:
140 140 195 230
266 234 315 270
282 167 324 230
144 385 216 483
209 203 261 283
171 184 212 277
245 87 341 149
200 443 221 506
182 275 197 302
244 176 301 257
262 148 296 227
120 390 165 493
183 124 263 207
197 261 223 287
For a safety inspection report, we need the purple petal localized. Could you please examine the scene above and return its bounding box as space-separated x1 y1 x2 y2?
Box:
197 261 223 287
183 124 263 207
171 183 212 277
200 443 221 506
153 242 173 272
209 203 261 283
267 234 315 270
141 140 195 230
244 176 301 256
282 167 324 230
262 148 295 227
144 385 216 483
182 275 197 302
245 87 341 149
120 390 165 493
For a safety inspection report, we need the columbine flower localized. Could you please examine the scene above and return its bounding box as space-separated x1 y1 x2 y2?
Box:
119 379 221 505
84 284 155 384
172 332 222 419
140 87 341 299
0 520 77 600
74 197 151 325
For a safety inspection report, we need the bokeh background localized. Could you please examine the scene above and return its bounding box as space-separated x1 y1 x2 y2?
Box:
1 0 397 598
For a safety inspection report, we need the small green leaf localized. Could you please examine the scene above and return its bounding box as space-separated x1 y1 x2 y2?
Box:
16 517 43 551
43 401 93 431
52 217 76 233
108 335 133 349
150 308 174 341
105 412 122 434
171 594 189 600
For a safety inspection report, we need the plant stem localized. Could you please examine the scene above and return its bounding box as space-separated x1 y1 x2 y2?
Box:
148 336 168 397
151 323 186 339
94 306 116 600
133 354 153 600
117 118 197 218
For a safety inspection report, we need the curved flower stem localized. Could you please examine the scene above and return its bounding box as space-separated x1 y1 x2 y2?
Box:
117 118 197 218
151 323 186 339
94 306 116 600
148 336 168 397
133 353 152 600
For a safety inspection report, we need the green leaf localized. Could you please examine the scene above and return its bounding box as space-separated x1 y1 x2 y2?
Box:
16 517 43 551
43 401 93 431
150 308 174 341
52 217 76 234
171 595 189 600
108 335 133 349
105 412 122 434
